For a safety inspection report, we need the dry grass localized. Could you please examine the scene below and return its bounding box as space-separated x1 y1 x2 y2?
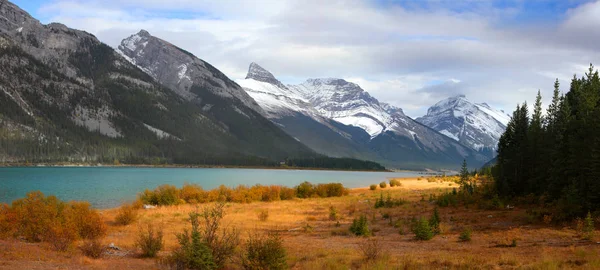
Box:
1 177 599 269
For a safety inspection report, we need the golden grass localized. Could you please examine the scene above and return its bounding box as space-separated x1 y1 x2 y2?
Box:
1 177 599 269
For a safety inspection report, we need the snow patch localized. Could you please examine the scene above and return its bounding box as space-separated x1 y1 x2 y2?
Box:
143 123 181 140
122 34 142 51
16 27 23 33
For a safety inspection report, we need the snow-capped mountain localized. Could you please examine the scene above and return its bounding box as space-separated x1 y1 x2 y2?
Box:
239 63 488 169
416 95 510 158
290 79 397 137
238 63 378 159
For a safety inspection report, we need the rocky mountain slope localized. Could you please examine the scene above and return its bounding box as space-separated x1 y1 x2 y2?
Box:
239 63 488 169
416 95 510 158
0 0 315 164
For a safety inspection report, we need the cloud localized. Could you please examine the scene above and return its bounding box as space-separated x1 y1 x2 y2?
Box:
32 0 600 118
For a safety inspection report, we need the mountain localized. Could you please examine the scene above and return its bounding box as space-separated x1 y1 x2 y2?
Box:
0 0 315 164
416 95 510 158
239 63 488 169
238 63 377 159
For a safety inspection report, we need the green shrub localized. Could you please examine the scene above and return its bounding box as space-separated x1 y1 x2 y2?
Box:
350 215 371 236
241 232 288 270
296 182 315 198
139 184 181 206
389 179 402 187
199 202 240 268
136 224 164 258
369 184 377 191
375 192 407 209
379 182 387 188
115 203 138 226
413 217 433 240
329 206 339 221
459 228 472 242
170 211 216 270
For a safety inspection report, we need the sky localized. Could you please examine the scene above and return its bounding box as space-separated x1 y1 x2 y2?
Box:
12 0 600 118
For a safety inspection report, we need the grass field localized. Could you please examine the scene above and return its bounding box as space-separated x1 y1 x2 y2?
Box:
1 177 599 269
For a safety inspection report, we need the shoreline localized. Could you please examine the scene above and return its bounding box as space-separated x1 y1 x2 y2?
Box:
0 162 442 174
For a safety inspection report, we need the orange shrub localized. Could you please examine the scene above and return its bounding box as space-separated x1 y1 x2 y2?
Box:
6 191 106 250
115 202 138 226
180 183 208 204
0 203 16 238
65 201 106 240
279 187 296 200
11 191 63 242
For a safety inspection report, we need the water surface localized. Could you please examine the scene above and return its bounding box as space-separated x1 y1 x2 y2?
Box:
0 167 425 208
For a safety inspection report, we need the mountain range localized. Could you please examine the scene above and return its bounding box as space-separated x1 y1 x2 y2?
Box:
0 0 314 165
0 0 508 170
238 63 492 169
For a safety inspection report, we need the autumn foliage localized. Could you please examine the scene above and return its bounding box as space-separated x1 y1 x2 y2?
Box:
0 191 106 251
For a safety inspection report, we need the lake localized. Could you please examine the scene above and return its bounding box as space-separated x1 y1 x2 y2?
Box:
0 167 426 208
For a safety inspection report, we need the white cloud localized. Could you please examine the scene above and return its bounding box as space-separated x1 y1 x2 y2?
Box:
34 0 600 118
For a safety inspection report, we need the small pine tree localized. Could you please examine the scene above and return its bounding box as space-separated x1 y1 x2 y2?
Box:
171 212 216 270
374 193 385 208
413 217 433 240
350 215 370 236
459 160 473 194
429 207 441 235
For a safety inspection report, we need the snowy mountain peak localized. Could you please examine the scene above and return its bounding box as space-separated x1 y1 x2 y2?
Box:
417 95 510 157
246 62 287 89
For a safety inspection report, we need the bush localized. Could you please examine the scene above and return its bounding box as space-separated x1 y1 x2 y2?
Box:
9 191 105 246
180 183 207 204
241 232 288 270
459 228 472 242
358 238 384 262
257 209 269 222
47 221 78 252
169 203 240 269
80 239 104 258
369 184 377 191
350 215 370 236
296 182 315 198
379 182 387 188
136 224 164 257
279 187 296 200
329 206 339 221
582 212 595 240
200 203 240 268
0 204 15 238
115 203 138 226
138 184 181 206
413 217 433 240
170 211 216 270
389 179 402 187
65 201 106 240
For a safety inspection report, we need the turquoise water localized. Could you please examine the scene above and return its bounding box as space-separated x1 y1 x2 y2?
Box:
0 167 425 208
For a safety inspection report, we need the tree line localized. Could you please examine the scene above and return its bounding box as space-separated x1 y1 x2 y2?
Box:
494 64 600 219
